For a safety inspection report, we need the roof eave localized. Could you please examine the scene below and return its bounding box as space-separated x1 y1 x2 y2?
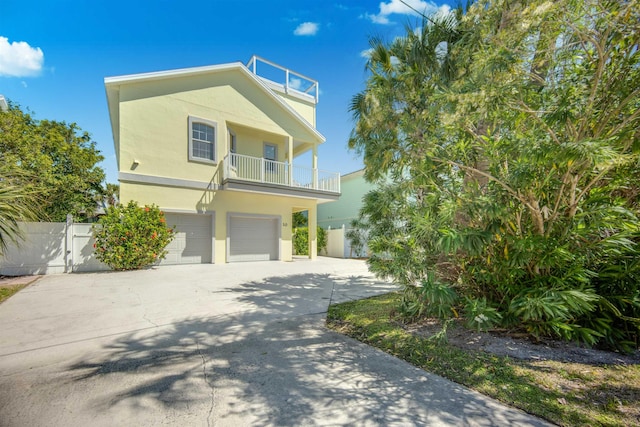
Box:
104 61 325 145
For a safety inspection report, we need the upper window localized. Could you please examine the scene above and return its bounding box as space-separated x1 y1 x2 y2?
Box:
264 143 277 172
188 116 216 163
229 129 237 167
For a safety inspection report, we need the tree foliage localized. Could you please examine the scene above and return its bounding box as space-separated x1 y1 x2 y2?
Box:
293 211 307 228
0 165 41 255
346 218 369 258
350 0 640 351
0 101 106 221
293 226 328 255
92 201 175 270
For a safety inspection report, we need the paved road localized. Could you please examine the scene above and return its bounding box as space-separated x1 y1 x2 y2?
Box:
0 258 552 426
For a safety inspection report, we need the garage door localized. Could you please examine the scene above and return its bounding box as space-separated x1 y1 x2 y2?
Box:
162 213 213 265
229 216 279 262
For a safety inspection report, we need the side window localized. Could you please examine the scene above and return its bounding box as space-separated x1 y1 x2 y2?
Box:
229 129 237 167
264 143 277 161
188 116 216 163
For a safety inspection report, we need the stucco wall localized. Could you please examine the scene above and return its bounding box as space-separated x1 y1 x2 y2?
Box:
120 181 317 263
278 92 316 126
117 70 318 184
318 170 374 229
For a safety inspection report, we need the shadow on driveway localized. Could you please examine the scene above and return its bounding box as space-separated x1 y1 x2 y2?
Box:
65 272 548 426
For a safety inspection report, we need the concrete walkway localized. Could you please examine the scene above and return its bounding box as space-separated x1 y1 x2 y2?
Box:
0 258 552 426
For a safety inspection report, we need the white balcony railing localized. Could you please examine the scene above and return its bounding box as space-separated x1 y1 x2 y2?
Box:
223 153 340 193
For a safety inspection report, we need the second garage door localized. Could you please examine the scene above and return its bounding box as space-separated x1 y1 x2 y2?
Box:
229 216 279 262
162 213 213 265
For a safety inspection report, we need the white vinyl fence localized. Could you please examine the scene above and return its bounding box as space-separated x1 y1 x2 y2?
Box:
0 216 109 275
323 225 369 259
325 227 345 258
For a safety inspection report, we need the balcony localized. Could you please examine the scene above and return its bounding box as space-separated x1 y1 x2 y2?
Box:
222 153 340 199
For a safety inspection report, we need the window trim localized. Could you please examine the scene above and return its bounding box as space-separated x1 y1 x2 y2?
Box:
263 142 278 173
188 116 217 164
229 128 237 168
263 142 277 161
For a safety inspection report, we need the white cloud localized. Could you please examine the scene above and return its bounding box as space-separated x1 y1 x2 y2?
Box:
294 22 319 36
360 49 373 59
366 0 451 25
0 36 44 77
288 77 318 95
289 77 303 90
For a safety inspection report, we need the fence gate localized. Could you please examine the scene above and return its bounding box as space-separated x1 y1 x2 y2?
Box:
0 216 109 275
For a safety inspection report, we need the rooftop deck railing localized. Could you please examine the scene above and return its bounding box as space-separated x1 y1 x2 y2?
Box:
246 55 319 104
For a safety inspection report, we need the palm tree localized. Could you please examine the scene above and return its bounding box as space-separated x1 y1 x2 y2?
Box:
349 9 464 182
0 168 40 256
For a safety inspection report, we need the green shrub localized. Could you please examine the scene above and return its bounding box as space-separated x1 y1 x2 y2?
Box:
293 227 309 255
318 226 327 253
293 226 327 255
463 297 503 332
400 273 459 321
92 201 175 270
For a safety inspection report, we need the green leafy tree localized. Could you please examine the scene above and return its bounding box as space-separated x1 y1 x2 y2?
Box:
350 0 640 350
292 211 307 228
0 101 106 221
103 183 120 208
92 201 175 270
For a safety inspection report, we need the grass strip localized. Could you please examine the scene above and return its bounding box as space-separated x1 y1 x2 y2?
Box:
0 284 27 304
327 292 640 427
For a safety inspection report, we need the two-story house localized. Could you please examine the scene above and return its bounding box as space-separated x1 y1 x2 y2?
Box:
105 56 340 264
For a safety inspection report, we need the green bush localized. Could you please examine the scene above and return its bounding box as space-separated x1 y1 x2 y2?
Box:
293 226 327 255
92 201 175 270
318 226 327 254
293 227 309 255
400 273 459 321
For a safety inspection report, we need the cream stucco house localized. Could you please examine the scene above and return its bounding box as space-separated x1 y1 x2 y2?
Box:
105 56 340 264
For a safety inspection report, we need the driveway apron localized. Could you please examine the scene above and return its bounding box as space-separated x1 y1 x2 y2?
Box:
0 258 552 426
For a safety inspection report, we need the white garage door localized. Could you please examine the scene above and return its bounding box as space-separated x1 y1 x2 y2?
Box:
229 216 279 262
162 213 213 265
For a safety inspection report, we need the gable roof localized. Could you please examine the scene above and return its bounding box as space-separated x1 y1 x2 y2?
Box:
104 61 325 156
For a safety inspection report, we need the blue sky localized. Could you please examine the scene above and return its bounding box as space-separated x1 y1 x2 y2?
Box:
1 0 451 184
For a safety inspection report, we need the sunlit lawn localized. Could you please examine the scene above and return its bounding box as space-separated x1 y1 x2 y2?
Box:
327 292 640 427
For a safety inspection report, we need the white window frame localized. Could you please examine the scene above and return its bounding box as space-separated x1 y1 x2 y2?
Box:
263 142 278 173
229 128 237 167
188 116 217 164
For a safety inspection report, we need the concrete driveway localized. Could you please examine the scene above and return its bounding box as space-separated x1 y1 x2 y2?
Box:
0 258 551 426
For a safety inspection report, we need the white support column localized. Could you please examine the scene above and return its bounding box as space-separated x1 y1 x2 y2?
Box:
308 206 317 259
312 144 318 190
287 136 293 186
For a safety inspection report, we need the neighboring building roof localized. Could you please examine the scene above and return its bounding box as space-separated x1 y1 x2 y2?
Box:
0 95 7 112
341 169 365 180
104 60 325 157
